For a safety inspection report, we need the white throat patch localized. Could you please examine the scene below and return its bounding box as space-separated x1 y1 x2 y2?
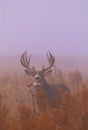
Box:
33 82 42 87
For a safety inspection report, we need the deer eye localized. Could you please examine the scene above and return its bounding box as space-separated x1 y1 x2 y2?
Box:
32 73 37 77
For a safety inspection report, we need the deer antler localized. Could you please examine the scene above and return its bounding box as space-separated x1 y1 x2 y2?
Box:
20 51 35 72
42 51 55 72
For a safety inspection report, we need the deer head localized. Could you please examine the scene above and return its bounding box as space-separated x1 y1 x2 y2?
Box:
20 51 55 87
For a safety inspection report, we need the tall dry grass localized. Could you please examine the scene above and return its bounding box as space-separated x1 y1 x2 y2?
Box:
0 69 88 130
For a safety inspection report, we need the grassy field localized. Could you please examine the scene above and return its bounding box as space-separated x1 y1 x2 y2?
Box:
0 69 88 130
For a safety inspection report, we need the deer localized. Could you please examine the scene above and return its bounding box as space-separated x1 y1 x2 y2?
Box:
20 51 70 115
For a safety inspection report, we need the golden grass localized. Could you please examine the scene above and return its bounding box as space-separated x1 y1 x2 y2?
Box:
0 69 88 130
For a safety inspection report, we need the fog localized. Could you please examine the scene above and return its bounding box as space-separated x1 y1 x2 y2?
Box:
0 0 88 77
0 54 88 78
0 0 88 57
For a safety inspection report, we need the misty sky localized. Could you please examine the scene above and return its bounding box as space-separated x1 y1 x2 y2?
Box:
0 0 88 57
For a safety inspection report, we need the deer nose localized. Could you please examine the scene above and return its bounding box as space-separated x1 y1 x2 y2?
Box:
35 76 40 80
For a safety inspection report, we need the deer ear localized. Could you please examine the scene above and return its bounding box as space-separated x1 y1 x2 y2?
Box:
25 69 36 77
44 69 52 76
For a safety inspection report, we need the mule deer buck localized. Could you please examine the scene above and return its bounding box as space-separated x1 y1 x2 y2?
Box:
20 51 70 115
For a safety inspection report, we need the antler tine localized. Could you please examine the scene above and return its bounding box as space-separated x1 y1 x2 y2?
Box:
20 51 35 71
49 51 55 65
24 51 31 66
21 51 28 68
42 51 55 72
47 52 49 59
20 51 26 67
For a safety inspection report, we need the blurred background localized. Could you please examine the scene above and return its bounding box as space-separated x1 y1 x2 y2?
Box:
0 0 88 76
